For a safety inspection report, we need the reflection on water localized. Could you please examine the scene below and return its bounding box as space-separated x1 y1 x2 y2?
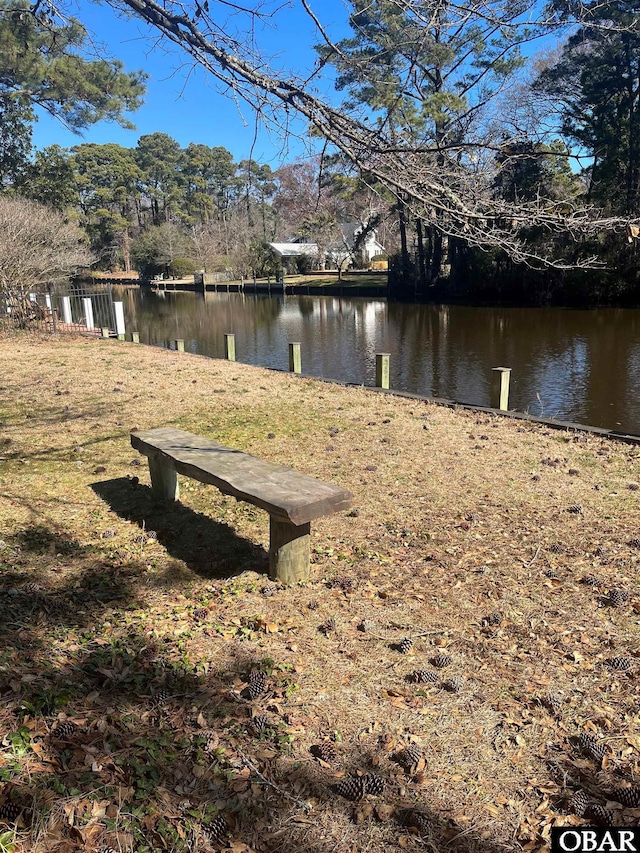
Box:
115 287 640 434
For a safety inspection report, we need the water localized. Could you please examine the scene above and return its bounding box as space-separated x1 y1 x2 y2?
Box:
115 287 640 434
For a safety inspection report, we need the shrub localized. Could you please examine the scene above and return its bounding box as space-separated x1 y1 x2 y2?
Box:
170 257 198 278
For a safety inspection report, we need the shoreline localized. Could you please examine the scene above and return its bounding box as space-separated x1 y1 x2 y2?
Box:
3 332 640 853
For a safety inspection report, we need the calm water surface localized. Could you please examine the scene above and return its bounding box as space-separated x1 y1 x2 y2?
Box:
115 288 640 434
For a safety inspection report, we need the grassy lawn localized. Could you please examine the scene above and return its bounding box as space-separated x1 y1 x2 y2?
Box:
1 332 640 853
92 272 389 291
278 273 387 289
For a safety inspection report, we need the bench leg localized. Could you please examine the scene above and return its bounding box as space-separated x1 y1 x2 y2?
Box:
269 518 311 584
148 454 180 501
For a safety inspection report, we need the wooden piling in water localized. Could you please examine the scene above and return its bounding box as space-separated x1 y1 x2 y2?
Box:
491 367 511 410
224 334 236 361
375 353 390 389
289 342 301 374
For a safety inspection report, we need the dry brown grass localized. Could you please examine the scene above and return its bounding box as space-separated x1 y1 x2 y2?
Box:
1 332 640 853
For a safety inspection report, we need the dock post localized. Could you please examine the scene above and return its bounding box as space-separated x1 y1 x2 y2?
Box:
62 296 73 325
224 333 236 361
491 367 511 410
61 296 72 325
113 301 126 340
289 342 301 374
82 297 95 330
175 339 185 353
375 353 390 389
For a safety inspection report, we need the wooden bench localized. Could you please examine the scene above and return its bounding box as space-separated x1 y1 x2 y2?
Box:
130 427 353 584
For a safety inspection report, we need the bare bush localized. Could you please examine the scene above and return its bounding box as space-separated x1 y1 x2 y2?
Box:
0 195 93 326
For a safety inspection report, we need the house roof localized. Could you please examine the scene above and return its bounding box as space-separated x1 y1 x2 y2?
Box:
269 242 318 257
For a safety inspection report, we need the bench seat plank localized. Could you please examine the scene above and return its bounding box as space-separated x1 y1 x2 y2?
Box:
131 427 353 526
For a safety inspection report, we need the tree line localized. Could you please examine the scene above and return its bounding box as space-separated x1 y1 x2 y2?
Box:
5 136 393 279
1 0 640 306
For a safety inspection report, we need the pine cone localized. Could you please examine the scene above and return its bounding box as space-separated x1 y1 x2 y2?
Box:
547 542 564 553
312 742 336 762
611 786 640 808
609 588 629 607
152 688 171 707
320 618 336 635
363 773 384 795
410 669 439 684
261 582 277 596
578 733 607 763
593 546 608 558
543 569 559 579
482 612 502 626
206 815 228 842
567 504 583 514
201 730 218 754
98 847 119 853
22 581 43 593
570 789 590 817
0 803 23 822
192 607 208 620
443 676 464 693
628 538 640 549
245 670 267 699
585 804 613 826
146 529 158 540
432 653 452 668
396 744 422 770
541 694 563 716
408 811 430 835
397 637 413 654
251 715 270 735
52 721 76 738
333 776 366 801
327 575 356 591
581 575 602 587
604 656 631 671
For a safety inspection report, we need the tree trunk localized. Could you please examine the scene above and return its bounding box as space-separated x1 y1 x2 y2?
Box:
122 227 131 272
398 200 411 295
430 231 443 282
416 218 427 299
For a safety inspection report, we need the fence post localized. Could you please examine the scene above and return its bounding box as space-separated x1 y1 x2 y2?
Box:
113 301 126 340
131 332 140 344
224 333 236 361
101 327 110 338
491 367 511 410
289 342 301 374
175 339 185 353
61 296 72 325
82 297 95 330
375 353 390 389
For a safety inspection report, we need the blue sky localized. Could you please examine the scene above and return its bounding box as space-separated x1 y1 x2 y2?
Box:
31 0 348 166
